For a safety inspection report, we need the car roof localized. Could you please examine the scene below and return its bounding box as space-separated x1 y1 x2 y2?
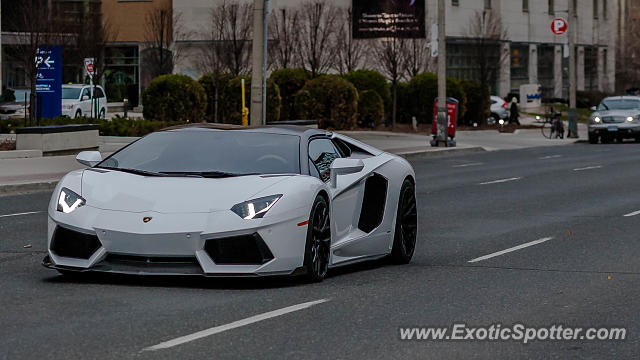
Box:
162 123 331 138
603 96 640 101
62 84 103 88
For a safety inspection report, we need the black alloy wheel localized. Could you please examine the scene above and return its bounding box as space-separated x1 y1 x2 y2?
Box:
391 179 418 264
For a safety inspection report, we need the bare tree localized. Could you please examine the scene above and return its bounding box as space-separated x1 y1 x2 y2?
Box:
201 0 253 76
4 0 70 124
374 36 407 129
299 0 339 77
268 7 300 69
465 9 508 91
334 7 365 74
144 6 187 82
404 38 435 78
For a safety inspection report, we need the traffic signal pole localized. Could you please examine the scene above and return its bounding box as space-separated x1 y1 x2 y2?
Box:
436 0 447 146
250 0 269 126
567 3 578 138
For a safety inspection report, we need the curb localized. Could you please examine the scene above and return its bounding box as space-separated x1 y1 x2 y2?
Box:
0 181 58 196
395 146 486 160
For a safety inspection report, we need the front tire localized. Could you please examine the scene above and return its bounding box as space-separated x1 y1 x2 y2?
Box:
303 195 331 282
588 133 598 144
74 110 82 119
391 179 418 264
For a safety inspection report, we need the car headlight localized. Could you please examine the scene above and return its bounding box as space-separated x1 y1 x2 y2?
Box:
627 116 635 122
57 187 86 213
231 195 282 219
593 116 601 123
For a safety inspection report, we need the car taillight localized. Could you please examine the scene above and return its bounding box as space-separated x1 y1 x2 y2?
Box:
502 102 508 109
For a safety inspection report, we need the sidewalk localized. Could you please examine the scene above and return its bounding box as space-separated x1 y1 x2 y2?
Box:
0 124 585 193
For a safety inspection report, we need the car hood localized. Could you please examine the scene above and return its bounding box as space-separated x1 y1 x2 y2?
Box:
81 169 292 213
593 109 640 117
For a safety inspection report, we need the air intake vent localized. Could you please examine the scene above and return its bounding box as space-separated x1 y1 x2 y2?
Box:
204 233 274 265
51 226 102 259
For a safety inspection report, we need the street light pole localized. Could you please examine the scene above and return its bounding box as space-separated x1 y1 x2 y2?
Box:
567 1 578 138
250 0 269 126
436 0 447 146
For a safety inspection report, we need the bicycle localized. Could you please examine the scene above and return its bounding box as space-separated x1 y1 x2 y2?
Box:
540 110 564 139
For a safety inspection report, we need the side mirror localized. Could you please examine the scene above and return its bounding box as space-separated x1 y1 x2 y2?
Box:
330 158 364 188
76 151 102 167
590 106 597 111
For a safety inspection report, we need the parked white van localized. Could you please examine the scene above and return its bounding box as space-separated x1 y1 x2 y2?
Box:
62 84 107 119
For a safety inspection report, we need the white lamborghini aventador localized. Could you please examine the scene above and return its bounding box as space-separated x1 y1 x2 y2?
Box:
43 124 417 282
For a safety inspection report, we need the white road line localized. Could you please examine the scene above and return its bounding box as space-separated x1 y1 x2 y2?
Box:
452 162 484 168
479 177 521 185
142 299 330 352
539 155 562 160
0 211 42 219
468 237 553 263
573 165 602 171
624 210 640 217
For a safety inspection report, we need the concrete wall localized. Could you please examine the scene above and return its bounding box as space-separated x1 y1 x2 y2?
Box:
102 0 173 43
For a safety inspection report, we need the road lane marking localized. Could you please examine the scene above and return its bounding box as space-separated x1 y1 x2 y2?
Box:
539 155 562 160
142 299 330 351
468 237 553 263
452 162 484 168
479 177 521 185
0 211 42 219
624 210 640 217
573 165 602 171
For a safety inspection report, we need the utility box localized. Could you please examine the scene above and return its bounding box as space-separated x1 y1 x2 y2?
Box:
431 97 459 147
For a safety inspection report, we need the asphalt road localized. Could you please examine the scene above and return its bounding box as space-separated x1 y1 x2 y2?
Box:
2 143 640 359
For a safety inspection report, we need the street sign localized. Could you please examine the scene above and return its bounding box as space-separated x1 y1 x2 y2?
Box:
551 18 567 35
35 46 62 120
84 58 95 77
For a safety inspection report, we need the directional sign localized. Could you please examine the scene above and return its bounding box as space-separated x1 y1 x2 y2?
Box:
35 46 62 120
551 18 567 35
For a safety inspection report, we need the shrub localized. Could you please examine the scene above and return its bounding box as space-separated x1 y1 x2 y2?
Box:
343 70 391 114
294 75 358 130
406 73 467 125
357 90 384 128
460 80 490 126
577 90 610 108
269 69 311 121
199 72 234 122
220 76 281 124
142 74 207 122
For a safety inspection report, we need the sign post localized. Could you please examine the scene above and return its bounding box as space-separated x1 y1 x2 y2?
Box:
84 58 96 118
35 46 62 122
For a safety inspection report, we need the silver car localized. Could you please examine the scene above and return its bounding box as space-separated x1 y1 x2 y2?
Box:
589 96 640 144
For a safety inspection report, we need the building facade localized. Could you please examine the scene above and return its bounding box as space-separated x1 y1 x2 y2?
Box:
173 0 618 99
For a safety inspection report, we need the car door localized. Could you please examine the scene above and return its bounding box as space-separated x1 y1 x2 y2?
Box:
308 137 367 262
95 87 106 117
80 87 91 116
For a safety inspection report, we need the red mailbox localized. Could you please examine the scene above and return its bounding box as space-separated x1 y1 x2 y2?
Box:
431 97 459 139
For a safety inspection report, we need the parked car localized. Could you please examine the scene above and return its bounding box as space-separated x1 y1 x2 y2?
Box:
588 96 640 144
489 96 509 124
62 84 108 119
0 88 30 117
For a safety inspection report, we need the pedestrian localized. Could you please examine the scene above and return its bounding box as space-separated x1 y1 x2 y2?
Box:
509 97 520 125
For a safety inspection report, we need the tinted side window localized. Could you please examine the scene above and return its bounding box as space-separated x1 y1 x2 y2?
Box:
309 138 341 182
81 88 90 100
95 88 105 98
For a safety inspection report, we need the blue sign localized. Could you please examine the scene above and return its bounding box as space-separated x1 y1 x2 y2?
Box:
35 46 62 119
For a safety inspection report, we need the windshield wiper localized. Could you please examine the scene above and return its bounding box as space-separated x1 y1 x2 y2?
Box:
160 171 260 178
97 166 169 177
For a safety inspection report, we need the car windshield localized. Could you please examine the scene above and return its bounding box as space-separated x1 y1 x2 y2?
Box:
97 130 301 176
62 88 81 99
598 99 640 110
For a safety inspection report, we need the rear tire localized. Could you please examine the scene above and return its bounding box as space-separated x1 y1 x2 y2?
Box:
99 108 105 119
391 179 418 264
303 195 331 282
588 133 598 144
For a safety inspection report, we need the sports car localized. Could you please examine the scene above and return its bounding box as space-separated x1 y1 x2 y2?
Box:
42 124 417 282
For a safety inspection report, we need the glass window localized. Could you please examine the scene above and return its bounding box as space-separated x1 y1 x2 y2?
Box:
98 130 301 176
548 0 554 14
451 0 459 6
598 99 640 111
95 88 105 98
81 88 91 100
62 87 81 100
593 0 598 18
484 0 492 9
308 138 341 183
523 0 529 12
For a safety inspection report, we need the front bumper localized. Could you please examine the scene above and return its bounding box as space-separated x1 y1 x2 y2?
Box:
44 205 309 277
589 124 640 138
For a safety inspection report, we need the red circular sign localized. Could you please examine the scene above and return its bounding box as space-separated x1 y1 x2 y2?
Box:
86 63 94 74
551 18 567 35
